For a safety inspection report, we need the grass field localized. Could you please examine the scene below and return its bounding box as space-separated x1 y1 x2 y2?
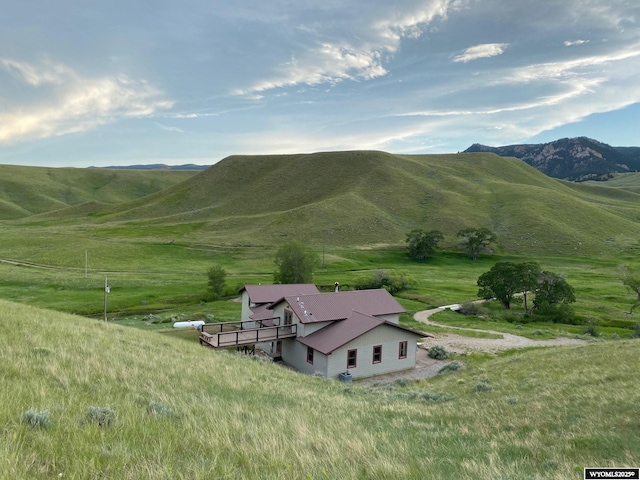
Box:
2 300 639 479
2 156 640 478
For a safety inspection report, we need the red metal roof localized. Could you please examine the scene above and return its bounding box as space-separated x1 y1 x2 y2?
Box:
297 311 423 355
241 284 320 305
276 289 406 324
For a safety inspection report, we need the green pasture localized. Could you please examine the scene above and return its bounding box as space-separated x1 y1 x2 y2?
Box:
0 227 638 336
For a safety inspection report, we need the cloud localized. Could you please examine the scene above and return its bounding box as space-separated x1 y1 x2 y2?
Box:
564 40 589 46
233 0 461 95
453 43 508 63
0 58 173 144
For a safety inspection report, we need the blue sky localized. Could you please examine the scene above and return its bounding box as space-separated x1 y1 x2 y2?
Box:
1 0 639 167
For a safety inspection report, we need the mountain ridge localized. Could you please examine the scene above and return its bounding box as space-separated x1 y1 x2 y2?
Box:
464 137 640 181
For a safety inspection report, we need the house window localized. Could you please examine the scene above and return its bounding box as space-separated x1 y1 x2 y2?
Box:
284 309 293 325
372 345 382 364
307 347 314 364
398 341 408 359
347 349 357 369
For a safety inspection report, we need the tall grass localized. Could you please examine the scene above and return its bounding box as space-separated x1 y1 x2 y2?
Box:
2 300 639 479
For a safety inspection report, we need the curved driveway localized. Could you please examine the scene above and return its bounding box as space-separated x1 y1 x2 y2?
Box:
414 306 585 353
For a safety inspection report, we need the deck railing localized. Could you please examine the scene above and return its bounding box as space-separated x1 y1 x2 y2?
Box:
201 317 281 335
199 319 295 349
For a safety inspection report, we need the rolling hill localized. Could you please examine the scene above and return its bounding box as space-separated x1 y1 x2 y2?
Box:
54 151 640 255
0 165 197 220
4 150 640 256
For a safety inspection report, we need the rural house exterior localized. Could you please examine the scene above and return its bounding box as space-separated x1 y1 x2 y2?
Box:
201 284 427 380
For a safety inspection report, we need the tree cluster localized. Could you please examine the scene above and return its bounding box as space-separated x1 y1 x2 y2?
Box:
477 261 575 315
406 227 497 261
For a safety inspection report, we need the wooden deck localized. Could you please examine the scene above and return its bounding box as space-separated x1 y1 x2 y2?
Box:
199 320 296 349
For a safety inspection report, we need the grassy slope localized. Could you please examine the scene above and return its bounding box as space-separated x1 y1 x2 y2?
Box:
2 300 639 479
583 172 640 194
23 150 639 256
0 165 197 219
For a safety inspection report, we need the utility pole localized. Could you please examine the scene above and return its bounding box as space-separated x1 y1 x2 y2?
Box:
103 277 110 322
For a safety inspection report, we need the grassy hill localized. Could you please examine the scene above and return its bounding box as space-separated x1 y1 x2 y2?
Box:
27 150 640 257
584 172 640 194
2 299 639 479
0 165 197 219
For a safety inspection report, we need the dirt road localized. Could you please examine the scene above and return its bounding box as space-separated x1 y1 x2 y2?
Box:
414 306 585 353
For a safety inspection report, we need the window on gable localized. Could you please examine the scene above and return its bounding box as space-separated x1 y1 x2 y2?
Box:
284 309 293 325
399 341 408 359
307 347 314 364
347 349 357 369
372 345 382 364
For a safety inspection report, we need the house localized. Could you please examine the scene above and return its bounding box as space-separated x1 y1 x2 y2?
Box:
200 284 427 380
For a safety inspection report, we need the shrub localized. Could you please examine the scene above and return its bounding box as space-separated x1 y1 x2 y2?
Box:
353 270 413 294
146 402 174 417
86 406 116 427
22 409 50 429
473 377 492 392
582 323 600 337
388 390 454 403
428 345 448 360
438 360 464 375
457 302 480 316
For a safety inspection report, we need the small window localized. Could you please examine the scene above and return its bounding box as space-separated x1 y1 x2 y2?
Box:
347 349 357 369
398 341 408 359
284 309 293 325
307 347 314 364
372 345 382 364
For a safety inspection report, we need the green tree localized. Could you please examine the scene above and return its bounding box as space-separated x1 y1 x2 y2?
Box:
406 229 444 261
273 241 319 284
477 261 523 309
532 271 576 313
620 265 640 314
457 227 497 260
518 262 542 313
207 265 227 300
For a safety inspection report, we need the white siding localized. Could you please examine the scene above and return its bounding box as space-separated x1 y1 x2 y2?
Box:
240 291 252 321
326 325 418 380
283 340 328 377
298 320 333 337
378 313 400 324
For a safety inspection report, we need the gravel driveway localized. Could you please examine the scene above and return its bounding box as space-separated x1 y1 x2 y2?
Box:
356 306 585 386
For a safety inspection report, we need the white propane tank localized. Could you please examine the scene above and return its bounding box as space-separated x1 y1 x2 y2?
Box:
173 320 205 331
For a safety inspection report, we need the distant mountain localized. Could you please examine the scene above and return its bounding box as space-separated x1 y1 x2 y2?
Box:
464 137 640 181
92 164 209 171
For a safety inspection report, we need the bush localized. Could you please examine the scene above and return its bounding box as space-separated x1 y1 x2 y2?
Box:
428 345 448 360
146 402 174 417
353 270 413 294
438 360 464 375
582 323 600 337
473 377 492 392
535 303 576 324
86 406 116 427
457 302 480 316
388 390 455 403
22 409 50 429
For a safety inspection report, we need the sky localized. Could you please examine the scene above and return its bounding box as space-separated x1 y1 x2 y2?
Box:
1 0 639 167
